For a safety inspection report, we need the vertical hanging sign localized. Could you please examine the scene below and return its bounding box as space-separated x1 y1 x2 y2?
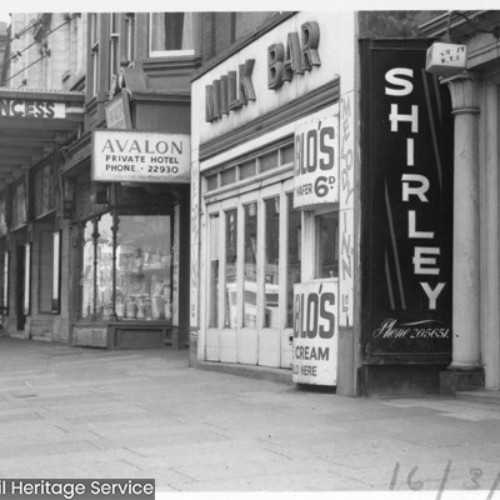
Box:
362 41 453 358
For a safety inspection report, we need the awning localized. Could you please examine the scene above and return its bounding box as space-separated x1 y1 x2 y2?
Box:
0 88 85 190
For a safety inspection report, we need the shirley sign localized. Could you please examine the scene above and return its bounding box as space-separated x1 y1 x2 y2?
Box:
92 130 191 184
294 113 339 210
362 41 453 358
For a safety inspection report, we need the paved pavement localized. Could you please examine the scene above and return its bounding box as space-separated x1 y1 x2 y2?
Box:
0 336 499 496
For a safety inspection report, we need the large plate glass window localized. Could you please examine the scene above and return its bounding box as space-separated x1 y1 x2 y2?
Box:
315 210 339 279
243 202 258 328
116 215 172 321
224 209 238 329
80 213 173 321
208 214 219 328
286 193 301 328
264 196 280 328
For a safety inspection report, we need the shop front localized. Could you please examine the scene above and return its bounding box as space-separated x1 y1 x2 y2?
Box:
0 89 85 342
62 86 192 350
190 11 359 394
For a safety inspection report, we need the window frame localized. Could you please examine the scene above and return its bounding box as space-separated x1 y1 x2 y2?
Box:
148 12 195 58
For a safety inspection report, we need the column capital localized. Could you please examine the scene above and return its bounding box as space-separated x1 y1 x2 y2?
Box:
442 72 482 115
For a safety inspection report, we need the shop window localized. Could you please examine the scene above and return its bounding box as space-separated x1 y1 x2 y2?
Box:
207 180 299 334
81 219 96 319
281 143 295 165
243 203 257 328
286 193 301 328
80 213 173 321
0 197 7 236
149 13 194 57
239 160 256 180
80 216 112 320
33 164 55 218
264 197 280 328
39 231 54 313
116 215 172 321
11 181 27 229
315 211 339 279
224 209 237 328
208 215 219 328
203 138 294 195
259 151 278 173
52 231 61 314
0 244 7 315
23 243 31 316
206 173 218 192
220 168 236 187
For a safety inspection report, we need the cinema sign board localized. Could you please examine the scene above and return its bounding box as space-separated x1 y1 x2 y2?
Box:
0 98 66 119
293 281 338 386
92 130 191 184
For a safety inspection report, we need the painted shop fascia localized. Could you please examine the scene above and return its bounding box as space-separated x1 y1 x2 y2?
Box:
190 12 359 394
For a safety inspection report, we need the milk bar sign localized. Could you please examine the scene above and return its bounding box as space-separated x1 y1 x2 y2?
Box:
205 21 322 124
92 130 191 184
294 113 339 209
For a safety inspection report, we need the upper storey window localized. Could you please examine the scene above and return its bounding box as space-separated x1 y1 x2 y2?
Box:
149 13 194 57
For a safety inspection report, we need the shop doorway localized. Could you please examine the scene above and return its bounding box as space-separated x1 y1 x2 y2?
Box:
15 244 26 331
204 179 298 368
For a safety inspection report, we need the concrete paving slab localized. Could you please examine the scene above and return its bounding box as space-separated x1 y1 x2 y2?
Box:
0 336 499 493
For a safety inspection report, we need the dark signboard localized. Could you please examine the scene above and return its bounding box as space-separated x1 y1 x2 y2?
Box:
361 40 453 361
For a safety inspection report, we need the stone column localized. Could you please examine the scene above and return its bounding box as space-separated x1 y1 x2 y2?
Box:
441 72 484 393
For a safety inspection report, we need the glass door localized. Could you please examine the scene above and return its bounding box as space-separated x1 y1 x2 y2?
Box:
204 178 297 368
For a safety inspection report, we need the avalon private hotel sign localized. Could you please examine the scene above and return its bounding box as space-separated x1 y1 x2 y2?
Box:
361 40 453 361
92 130 191 183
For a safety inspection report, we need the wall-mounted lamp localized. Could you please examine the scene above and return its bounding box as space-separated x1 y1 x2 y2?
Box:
425 11 500 77
426 41 467 77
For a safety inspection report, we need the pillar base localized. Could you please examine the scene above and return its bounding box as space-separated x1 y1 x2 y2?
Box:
440 367 484 396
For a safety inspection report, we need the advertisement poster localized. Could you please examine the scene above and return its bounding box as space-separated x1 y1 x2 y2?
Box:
361 41 453 359
293 281 338 385
92 130 191 184
293 112 339 210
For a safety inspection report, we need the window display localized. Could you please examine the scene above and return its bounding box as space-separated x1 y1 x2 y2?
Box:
224 209 237 328
116 215 172 321
264 197 280 328
208 215 219 328
243 203 257 328
315 211 339 279
80 213 173 322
